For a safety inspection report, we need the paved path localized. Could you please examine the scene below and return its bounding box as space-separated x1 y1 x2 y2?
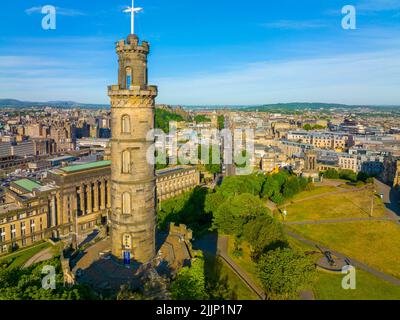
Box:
23 247 54 268
217 236 266 300
194 234 266 300
286 230 400 286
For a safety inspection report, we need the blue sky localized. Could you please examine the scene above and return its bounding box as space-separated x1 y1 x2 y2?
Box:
0 0 400 105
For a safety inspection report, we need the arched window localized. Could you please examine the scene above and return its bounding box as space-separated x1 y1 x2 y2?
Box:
122 192 131 215
126 67 132 88
121 115 131 133
122 150 131 173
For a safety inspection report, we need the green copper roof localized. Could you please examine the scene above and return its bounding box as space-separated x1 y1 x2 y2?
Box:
14 179 42 192
60 160 111 173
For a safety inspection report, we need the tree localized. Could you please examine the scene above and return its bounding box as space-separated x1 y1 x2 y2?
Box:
261 176 280 199
212 193 269 235
257 248 316 300
217 115 225 130
171 254 207 300
357 171 371 183
282 177 302 199
339 169 357 182
194 115 211 123
322 169 340 179
0 258 95 300
204 191 225 215
155 108 184 133
155 150 168 170
243 215 286 260
218 175 264 198
198 145 221 175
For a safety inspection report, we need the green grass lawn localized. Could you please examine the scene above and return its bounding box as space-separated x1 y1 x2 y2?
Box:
278 189 386 222
314 268 400 300
288 233 400 300
226 232 400 300
203 252 258 300
0 242 51 269
290 186 338 202
290 221 400 278
226 236 264 289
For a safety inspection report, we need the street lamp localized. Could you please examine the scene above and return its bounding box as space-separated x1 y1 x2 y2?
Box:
282 209 288 221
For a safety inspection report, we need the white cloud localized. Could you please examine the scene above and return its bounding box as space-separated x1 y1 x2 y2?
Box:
260 20 327 30
25 6 85 16
155 50 400 106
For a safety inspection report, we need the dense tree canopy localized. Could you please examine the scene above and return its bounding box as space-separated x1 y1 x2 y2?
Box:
257 248 316 300
212 193 270 235
0 257 94 300
321 168 373 183
171 254 207 300
194 115 211 123
243 215 286 260
217 115 225 130
155 108 184 133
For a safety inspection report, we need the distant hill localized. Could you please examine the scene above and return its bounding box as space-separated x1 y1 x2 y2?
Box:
184 103 400 111
0 99 109 109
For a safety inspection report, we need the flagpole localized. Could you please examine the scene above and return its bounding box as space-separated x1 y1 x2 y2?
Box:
131 0 134 34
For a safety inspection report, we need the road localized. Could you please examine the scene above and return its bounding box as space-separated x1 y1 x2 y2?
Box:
374 178 400 219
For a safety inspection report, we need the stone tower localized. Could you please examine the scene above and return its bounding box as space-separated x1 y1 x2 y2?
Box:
108 34 157 264
304 150 317 171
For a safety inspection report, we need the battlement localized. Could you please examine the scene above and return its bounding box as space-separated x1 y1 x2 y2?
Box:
108 85 158 97
116 34 150 55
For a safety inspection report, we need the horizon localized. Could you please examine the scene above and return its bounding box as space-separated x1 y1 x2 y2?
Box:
1 0 400 105
1 98 400 109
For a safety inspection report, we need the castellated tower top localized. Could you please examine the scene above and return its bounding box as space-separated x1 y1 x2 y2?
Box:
115 34 151 90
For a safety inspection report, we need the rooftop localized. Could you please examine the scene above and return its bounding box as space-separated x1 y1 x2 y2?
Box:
59 160 111 173
47 155 76 162
14 179 42 192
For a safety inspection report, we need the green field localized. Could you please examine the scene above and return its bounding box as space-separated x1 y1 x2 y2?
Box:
314 268 400 300
204 252 258 300
278 188 386 222
290 186 337 202
290 221 400 278
0 242 51 269
226 234 400 300
226 236 264 289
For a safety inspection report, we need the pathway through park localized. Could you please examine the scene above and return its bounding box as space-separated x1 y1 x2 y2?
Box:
23 247 54 269
285 230 400 286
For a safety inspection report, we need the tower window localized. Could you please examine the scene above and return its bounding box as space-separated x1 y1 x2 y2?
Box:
126 67 132 88
122 192 131 215
121 115 131 133
122 150 131 173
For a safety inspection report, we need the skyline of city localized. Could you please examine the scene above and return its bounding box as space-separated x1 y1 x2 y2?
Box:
1 0 400 105
1 0 400 305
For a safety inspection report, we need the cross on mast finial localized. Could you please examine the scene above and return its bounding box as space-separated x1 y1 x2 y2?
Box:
123 0 143 35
